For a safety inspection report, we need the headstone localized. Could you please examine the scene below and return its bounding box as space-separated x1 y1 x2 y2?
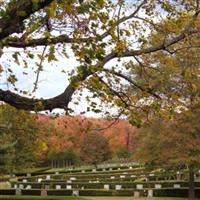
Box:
174 184 181 188
176 171 181 180
102 168 106 171
120 175 125 178
82 170 85 173
56 185 61 189
26 185 31 189
148 189 153 197
38 178 43 183
22 179 27 183
45 185 50 190
110 176 115 179
131 175 136 178
104 184 109 190
92 169 96 172
81 186 84 190
70 177 76 181
15 188 21 195
109 168 112 171
41 189 47 196
118 168 121 170
19 184 24 189
123 172 127 174
136 184 143 189
115 185 122 190
149 173 155 177
67 180 72 183
72 190 79 196
129 166 133 169
46 175 51 180
26 173 31 177
155 184 162 189
55 171 59 175
134 191 140 198
66 185 72 189
14 184 18 189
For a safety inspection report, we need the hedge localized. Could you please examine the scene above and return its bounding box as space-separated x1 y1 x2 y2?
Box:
0 189 15 195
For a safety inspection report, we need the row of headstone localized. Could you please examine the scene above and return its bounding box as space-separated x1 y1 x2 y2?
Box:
14 183 181 190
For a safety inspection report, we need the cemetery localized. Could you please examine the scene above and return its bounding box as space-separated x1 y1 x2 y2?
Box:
0 164 200 198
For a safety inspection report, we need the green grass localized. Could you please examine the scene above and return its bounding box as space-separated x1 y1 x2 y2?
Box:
86 198 187 200
0 196 88 200
0 197 187 200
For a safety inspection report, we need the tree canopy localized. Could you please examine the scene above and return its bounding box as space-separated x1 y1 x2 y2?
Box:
1 0 200 116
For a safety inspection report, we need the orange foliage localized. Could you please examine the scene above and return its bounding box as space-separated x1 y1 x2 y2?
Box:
38 115 137 155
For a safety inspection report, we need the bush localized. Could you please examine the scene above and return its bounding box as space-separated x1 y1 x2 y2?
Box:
21 189 41 196
0 189 15 195
47 189 72 196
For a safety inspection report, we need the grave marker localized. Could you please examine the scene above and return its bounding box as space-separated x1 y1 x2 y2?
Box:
136 184 143 189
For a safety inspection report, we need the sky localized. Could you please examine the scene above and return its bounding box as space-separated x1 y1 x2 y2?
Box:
0 0 150 117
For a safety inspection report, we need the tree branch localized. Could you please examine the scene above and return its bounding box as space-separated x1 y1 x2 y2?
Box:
0 0 54 40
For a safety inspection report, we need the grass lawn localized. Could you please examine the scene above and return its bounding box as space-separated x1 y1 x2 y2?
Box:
0 197 187 200
86 198 187 200
0 196 88 200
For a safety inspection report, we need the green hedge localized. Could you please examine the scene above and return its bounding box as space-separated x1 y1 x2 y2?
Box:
47 190 72 196
0 189 15 195
21 189 41 196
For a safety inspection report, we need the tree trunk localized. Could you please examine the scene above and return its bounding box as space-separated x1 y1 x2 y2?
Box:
188 165 195 200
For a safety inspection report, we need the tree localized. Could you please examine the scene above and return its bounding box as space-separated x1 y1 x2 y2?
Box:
0 104 46 172
80 131 111 166
0 0 200 116
135 108 200 200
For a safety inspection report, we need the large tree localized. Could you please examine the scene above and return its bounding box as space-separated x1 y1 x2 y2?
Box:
0 104 46 172
135 108 200 200
0 0 200 116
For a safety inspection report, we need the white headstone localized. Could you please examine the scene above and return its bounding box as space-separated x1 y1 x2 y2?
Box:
131 175 136 178
148 189 153 197
72 190 79 196
26 185 31 189
70 177 76 181
102 168 106 171
92 169 96 172
82 170 85 173
26 173 31 177
110 176 115 179
104 184 110 190
19 184 24 189
46 175 51 180
14 184 18 189
81 186 84 190
136 184 143 189
66 185 72 189
149 173 155 176
56 185 61 189
120 175 125 178
109 168 112 171
174 184 181 188
55 172 59 175
67 180 72 183
115 185 122 190
38 178 43 183
123 172 127 174
118 168 121 170
129 166 133 169
22 179 27 183
45 185 50 189
15 188 21 195
155 184 162 189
